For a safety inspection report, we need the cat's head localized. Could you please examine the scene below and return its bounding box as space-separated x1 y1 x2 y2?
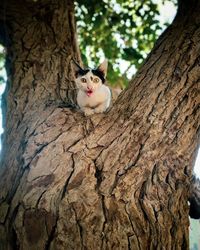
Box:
72 59 108 96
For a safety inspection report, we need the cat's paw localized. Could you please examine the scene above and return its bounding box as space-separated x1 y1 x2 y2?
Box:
84 108 95 116
94 106 105 114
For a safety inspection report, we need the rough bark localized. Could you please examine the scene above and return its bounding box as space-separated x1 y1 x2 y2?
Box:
0 0 199 249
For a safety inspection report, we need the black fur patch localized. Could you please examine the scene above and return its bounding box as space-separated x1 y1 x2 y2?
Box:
76 68 106 83
76 69 90 78
92 69 106 83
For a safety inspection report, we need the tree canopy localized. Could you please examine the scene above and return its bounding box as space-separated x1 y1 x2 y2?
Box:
75 0 177 86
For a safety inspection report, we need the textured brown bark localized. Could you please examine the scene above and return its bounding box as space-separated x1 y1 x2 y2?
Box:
0 0 199 249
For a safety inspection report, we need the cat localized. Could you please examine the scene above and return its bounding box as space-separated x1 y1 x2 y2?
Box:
72 59 111 116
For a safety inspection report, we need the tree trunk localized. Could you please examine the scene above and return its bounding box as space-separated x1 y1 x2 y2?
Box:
0 0 199 249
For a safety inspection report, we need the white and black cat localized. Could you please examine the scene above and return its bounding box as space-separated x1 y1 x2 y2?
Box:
72 59 111 116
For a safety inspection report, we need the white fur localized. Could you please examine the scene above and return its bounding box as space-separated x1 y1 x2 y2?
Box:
76 71 111 116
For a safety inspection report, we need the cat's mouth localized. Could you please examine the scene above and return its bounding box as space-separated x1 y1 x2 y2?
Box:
86 89 93 96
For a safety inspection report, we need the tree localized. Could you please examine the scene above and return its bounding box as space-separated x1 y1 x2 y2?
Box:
0 0 199 249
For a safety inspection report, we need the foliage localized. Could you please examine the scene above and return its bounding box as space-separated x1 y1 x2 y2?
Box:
0 45 6 85
75 0 177 86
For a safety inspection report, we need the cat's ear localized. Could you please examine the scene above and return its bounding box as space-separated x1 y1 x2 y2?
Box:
71 59 83 77
97 59 108 77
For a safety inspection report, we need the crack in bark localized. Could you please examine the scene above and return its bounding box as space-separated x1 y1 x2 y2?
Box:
94 165 103 191
147 91 163 123
6 168 29 204
71 203 84 249
164 81 197 130
109 171 120 195
108 140 147 196
124 203 141 250
7 204 21 249
61 154 75 199
100 195 107 250
93 160 108 250
45 215 59 250
36 190 48 208
24 127 69 167
11 227 20 250
138 181 150 222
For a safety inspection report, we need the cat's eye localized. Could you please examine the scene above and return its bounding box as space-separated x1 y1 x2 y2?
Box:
81 78 87 83
93 78 99 83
